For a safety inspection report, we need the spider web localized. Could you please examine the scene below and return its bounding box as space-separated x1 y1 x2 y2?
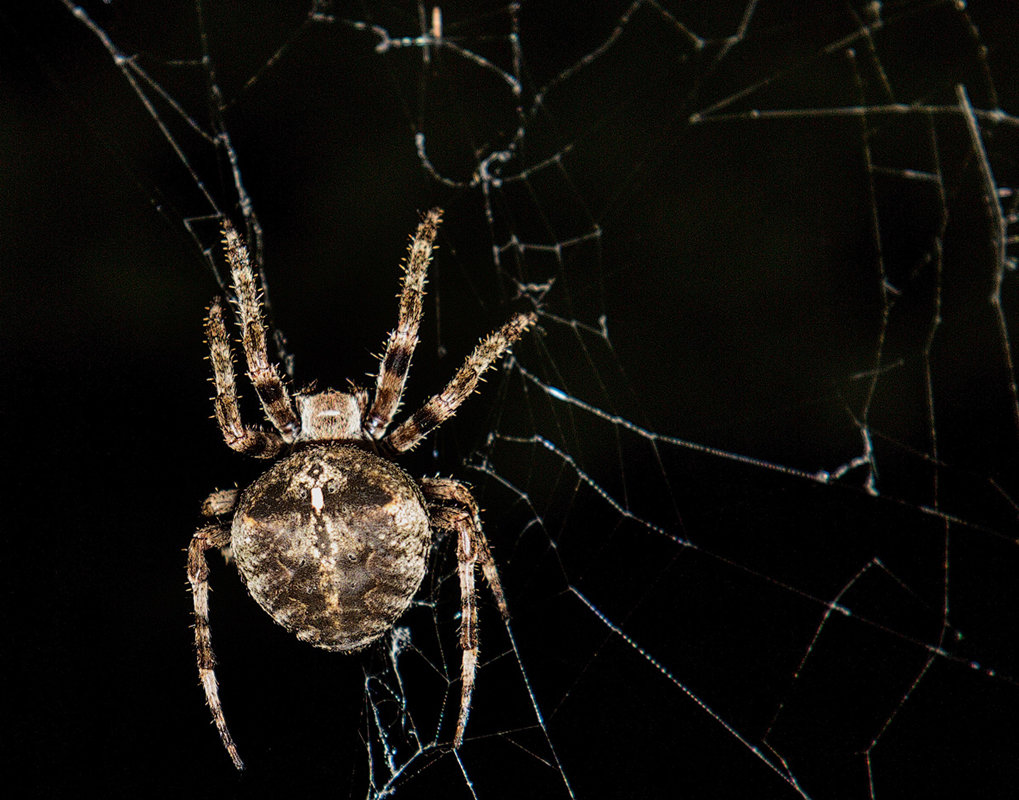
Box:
9 0 1019 797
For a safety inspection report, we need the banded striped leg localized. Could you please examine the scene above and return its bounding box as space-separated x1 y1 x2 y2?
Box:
365 208 442 439
385 311 537 453
221 222 301 440
420 477 509 748
206 298 286 459
188 518 244 770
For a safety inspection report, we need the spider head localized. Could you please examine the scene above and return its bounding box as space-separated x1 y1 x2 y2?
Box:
295 389 369 443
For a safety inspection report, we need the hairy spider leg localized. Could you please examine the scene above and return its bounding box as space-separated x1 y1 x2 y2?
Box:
421 477 510 747
188 503 245 770
365 208 442 439
221 222 301 440
385 311 538 452
205 297 286 458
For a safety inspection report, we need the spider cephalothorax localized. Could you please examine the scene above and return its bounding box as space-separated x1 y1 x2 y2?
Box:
187 209 536 769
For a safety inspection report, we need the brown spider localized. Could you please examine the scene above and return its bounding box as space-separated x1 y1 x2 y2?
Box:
187 209 536 770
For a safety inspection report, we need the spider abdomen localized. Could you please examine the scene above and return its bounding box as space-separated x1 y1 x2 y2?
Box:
231 445 431 652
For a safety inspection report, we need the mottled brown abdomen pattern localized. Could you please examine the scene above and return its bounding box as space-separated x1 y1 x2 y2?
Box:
231 445 431 651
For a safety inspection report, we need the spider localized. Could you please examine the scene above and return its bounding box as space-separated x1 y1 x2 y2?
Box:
187 209 536 770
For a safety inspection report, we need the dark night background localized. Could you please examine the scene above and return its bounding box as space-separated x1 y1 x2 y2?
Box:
4 2 1019 798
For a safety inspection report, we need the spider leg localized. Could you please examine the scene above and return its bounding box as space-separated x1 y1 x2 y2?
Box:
206 298 286 458
364 208 442 439
221 222 301 440
385 311 537 453
188 515 245 771
420 477 509 748
201 487 239 517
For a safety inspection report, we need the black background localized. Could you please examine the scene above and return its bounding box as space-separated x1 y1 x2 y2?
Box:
5 2 1019 798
